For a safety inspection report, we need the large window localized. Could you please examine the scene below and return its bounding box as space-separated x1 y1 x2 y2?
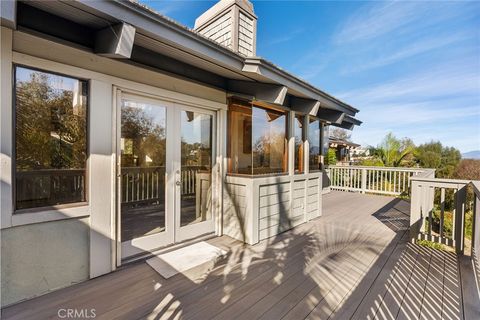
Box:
294 114 306 173
228 99 287 175
309 116 322 172
14 66 88 210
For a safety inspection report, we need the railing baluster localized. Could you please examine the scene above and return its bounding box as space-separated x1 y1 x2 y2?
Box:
440 187 445 238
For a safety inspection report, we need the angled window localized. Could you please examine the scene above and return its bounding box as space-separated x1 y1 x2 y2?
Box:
294 114 306 173
227 99 287 175
14 66 88 210
308 116 322 172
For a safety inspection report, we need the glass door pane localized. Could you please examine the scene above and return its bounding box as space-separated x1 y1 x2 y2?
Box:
120 99 167 242
180 110 213 226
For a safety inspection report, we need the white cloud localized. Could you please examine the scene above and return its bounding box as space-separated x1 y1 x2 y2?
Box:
333 1 476 45
267 29 305 46
337 62 480 105
340 31 473 74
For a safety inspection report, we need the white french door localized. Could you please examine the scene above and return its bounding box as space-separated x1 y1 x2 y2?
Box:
116 91 217 261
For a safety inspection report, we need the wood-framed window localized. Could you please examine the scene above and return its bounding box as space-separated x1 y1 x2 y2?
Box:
227 99 288 176
14 65 89 211
294 113 306 174
308 116 322 172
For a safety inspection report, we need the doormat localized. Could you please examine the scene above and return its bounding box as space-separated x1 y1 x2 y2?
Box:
146 241 227 279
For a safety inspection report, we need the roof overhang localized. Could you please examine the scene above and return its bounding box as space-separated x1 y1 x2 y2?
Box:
0 0 16 29
10 0 362 130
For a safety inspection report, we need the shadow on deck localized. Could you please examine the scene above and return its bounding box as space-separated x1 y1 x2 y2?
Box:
2 191 478 319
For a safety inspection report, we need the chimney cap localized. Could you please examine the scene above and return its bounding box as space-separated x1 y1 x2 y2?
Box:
194 0 256 30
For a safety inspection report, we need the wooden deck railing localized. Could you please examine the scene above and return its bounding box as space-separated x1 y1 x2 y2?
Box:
410 177 480 255
121 165 205 204
325 165 435 196
15 169 85 208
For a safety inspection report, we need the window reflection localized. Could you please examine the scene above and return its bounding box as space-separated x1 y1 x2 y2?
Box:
120 100 166 241
309 116 322 172
181 111 213 226
294 114 305 173
14 66 88 210
227 99 287 175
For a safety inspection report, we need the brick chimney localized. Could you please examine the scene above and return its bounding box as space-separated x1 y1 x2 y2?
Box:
194 0 257 57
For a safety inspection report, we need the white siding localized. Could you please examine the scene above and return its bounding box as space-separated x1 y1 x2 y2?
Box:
198 12 233 49
258 182 291 240
238 12 254 56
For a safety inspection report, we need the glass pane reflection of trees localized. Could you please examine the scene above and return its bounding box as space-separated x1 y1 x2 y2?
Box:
227 101 287 175
15 67 88 210
181 111 213 226
294 114 305 173
120 100 166 241
309 117 322 172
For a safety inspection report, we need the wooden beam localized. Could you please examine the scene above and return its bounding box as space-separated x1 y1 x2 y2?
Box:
227 80 288 105
317 108 345 124
290 97 320 115
0 0 16 29
94 23 136 59
343 115 362 126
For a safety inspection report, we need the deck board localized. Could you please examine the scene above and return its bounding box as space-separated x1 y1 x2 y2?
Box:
1 191 475 320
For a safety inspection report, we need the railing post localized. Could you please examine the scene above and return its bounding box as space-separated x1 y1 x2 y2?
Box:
410 180 422 243
361 168 367 194
455 184 467 255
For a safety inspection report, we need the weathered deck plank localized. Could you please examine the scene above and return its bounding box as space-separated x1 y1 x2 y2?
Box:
1 191 473 320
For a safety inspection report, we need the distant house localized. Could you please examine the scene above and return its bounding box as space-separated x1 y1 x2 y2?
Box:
0 0 361 306
328 137 361 164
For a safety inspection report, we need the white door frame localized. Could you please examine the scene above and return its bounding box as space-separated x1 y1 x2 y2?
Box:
115 88 221 263
173 103 217 243
116 91 175 260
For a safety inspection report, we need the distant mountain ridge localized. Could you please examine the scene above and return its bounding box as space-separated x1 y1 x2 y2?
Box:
462 150 480 159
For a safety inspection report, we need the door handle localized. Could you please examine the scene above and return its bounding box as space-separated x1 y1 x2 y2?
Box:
176 181 181 186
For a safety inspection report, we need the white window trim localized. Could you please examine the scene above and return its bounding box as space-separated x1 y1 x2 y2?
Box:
1 48 227 229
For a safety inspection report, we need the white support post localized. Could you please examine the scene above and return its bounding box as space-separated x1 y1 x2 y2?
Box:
361 168 367 194
288 111 295 176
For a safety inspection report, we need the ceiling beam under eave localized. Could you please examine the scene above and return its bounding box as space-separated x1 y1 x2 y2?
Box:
332 122 355 130
290 97 320 116
227 80 288 105
95 23 136 58
317 108 345 124
0 0 16 29
344 115 363 126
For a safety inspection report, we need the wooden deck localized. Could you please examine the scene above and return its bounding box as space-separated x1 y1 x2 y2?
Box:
2 191 477 319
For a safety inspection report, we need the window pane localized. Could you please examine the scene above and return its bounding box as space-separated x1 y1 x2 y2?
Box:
252 107 287 175
227 102 252 174
181 111 213 226
227 100 287 175
120 100 166 241
309 117 321 171
294 114 305 173
15 67 88 210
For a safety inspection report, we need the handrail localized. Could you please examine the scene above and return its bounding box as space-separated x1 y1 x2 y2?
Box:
325 165 435 196
410 177 480 258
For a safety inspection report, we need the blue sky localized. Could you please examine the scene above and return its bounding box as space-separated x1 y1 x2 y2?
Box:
142 0 480 153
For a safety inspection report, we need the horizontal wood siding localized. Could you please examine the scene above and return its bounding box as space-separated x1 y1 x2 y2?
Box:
291 180 306 225
238 12 254 56
223 182 247 242
307 177 320 220
258 182 291 241
199 12 232 49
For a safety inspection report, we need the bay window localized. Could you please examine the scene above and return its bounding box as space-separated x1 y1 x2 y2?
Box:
227 99 287 175
309 116 322 172
294 114 306 173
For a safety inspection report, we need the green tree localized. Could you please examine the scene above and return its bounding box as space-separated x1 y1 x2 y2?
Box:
326 148 337 165
369 133 415 167
415 141 461 178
